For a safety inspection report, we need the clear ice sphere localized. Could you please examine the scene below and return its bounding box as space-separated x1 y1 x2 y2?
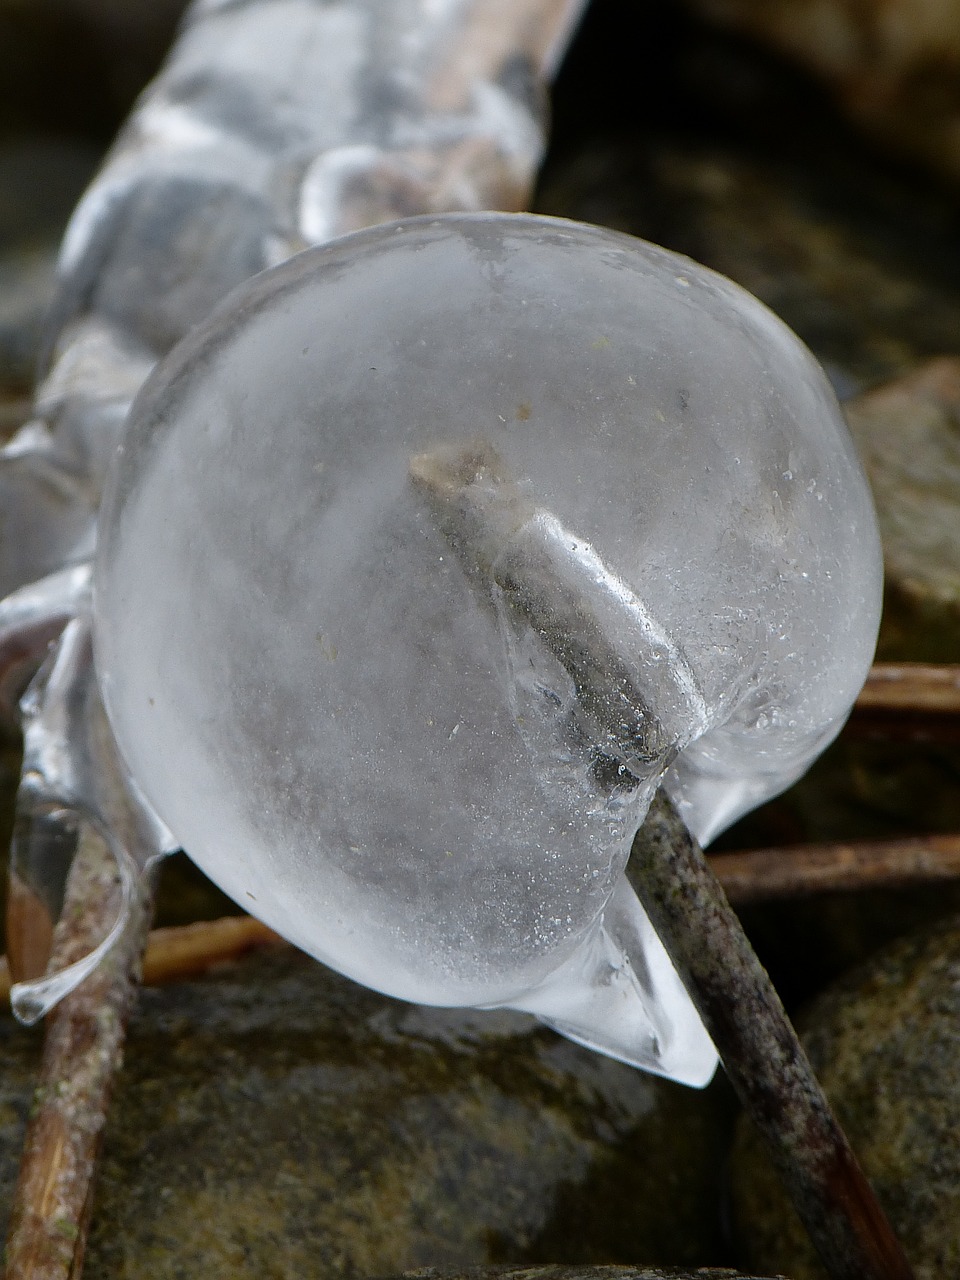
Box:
93 213 882 1087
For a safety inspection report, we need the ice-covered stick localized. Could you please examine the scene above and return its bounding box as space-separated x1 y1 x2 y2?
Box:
412 441 915 1280
3 619 169 1279
3 2 591 1272
409 440 707 775
4 833 157 1280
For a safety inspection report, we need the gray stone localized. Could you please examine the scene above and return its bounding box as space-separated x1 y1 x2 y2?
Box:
844 359 960 659
384 1269 778 1279
730 916 960 1280
680 0 960 188
0 947 738 1279
536 130 960 399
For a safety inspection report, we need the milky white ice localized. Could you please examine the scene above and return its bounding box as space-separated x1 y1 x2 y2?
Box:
93 213 882 1087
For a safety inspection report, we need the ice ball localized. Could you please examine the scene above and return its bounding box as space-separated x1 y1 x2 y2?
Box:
93 214 881 1076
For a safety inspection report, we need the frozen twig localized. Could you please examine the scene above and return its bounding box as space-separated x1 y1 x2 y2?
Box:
1 7 596 1277
4 825 157 1280
410 440 706 772
630 792 915 1280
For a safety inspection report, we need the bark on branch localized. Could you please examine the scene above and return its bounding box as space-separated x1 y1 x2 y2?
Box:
710 833 960 903
630 792 916 1280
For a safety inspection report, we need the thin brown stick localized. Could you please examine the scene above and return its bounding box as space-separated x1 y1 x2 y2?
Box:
5 871 56 990
3 824 156 1280
711 833 960 904
858 663 960 713
630 792 915 1280
850 664 960 740
0 915 285 1005
3 833 954 1008
136 913 283 985
383 1269 777 1280
412 439 915 1279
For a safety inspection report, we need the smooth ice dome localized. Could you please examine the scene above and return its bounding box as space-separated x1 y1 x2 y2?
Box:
93 213 882 1085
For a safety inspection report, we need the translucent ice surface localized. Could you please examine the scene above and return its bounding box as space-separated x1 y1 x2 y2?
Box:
0 0 585 600
94 213 882 1086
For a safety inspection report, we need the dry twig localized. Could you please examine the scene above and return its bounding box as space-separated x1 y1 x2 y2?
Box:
630 792 915 1280
711 833 960 904
859 663 960 713
3 831 956 1012
0 915 282 1002
851 663 960 739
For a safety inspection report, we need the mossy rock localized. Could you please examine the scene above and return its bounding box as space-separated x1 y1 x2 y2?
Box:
730 915 960 1278
386 1268 781 1280
842 360 960 662
0 947 739 1278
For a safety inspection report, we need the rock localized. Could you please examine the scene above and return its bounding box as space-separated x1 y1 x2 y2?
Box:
844 359 960 660
537 110 960 400
0 947 737 1279
0 394 31 444
679 0 960 187
383 1269 776 1280
730 915 960 1279
0 137 100 246
151 850 245 931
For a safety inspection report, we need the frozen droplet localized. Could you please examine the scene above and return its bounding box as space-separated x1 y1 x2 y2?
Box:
93 213 881 1085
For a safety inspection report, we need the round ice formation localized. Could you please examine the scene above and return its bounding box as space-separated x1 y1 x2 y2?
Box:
94 214 881 1083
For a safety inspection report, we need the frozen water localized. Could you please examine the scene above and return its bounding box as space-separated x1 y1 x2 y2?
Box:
93 213 882 1086
0 0 580 599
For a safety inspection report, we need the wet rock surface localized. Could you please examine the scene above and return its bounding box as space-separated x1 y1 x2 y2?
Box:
678 0 960 186
383 1269 779 1280
539 2 960 400
730 915 960 1279
844 360 960 659
0 948 737 1279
